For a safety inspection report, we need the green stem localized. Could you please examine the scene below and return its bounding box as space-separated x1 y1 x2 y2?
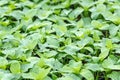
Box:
96 72 99 80
105 72 108 80
105 30 108 38
105 77 108 80
84 11 89 17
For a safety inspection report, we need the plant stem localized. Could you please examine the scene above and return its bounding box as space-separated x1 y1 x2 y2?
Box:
96 72 99 80
105 72 108 80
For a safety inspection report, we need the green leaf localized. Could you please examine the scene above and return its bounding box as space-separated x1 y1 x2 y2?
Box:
0 71 15 80
79 0 95 11
10 61 21 74
0 0 120 80
108 65 120 70
43 50 57 58
57 76 73 80
77 37 93 49
37 58 45 67
84 47 94 54
93 31 100 41
64 44 80 55
99 47 109 61
62 0 71 8
77 19 84 28
69 7 83 20
110 15 120 24
0 57 8 69
53 24 67 36
27 21 51 31
22 72 35 79
37 10 52 20
69 60 82 74
102 56 120 70
60 65 73 73
109 24 119 37
91 20 102 29
106 39 113 50
43 76 52 80
31 66 51 80
46 36 59 48
107 71 120 80
10 11 23 20
85 63 104 71
21 33 40 50
80 69 94 80
21 62 36 72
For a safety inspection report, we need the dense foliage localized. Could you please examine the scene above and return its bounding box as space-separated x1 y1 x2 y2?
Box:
0 0 120 80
